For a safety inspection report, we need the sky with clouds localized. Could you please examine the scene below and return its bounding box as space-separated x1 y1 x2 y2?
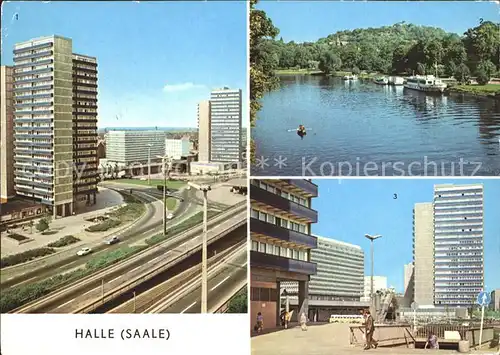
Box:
1 1 248 128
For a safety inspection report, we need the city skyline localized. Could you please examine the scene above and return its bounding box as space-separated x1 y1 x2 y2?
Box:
1 1 247 129
259 1 499 43
311 179 500 294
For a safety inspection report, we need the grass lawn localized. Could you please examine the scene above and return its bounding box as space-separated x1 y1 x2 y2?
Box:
451 84 500 94
275 68 322 75
115 179 186 189
166 197 177 210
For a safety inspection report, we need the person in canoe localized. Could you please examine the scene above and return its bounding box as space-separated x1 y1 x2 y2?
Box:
297 125 306 139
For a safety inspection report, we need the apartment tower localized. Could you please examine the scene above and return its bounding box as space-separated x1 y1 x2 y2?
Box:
1 66 15 203
13 35 98 217
197 100 211 162
250 179 318 327
433 184 484 307
413 202 435 306
209 88 242 164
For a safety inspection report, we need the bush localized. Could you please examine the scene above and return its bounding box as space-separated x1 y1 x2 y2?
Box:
1 247 55 268
36 218 49 232
47 235 80 248
6 233 29 242
352 66 360 75
475 60 495 85
454 63 470 84
85 218 121 232
475 69 489 86
41 230 58 236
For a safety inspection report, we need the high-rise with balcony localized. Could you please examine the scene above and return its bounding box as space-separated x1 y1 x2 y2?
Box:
413 202 435 306
433 184 484 307
72 54 98 206
250 179 318 327
13 35 98 217
209 88 242 164
1 66 15 203
197 100 211 162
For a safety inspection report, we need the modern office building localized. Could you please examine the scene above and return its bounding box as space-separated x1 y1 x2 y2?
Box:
433 184 484 307
165 136 190 159
491 289 500 311
105 130 165 165
250 179 318 328
197 100 211 162
72 54 98 206
1 65 15 203
12 35 98 217
210 88 242 164
363 276 388 301
413 202 435 306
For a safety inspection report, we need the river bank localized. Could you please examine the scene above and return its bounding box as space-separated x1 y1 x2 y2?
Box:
445 84 500 100
275 69 378 78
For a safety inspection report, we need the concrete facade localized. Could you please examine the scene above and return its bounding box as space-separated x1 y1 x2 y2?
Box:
413 202 435 306
197 100 211 162
210 88 242 163
404 262 414 298
165 137 190 159
362 276 387 301
1 66 15 203
105 130 165 165
490 289 500 311
433 184 484 307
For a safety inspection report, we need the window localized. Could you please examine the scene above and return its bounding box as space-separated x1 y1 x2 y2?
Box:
280 247 287 257
251 209 258 218
266 243 274 254
267 214 276 224
259 243 265 253
259 211 267 221
252 241 258 251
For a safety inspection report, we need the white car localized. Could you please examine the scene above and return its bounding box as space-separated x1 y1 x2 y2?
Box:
76 247 92 256
167 213 174 220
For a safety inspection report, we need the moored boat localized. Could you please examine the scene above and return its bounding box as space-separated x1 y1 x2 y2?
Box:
342 75 358 81
404 75 447 93
388 76 404 86
374 76 388 85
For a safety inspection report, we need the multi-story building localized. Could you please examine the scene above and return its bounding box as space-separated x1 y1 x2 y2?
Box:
490 289 500 311
105 130 165 165
197 100 211 162
1 66 15 203
433 184 484 307
413 202 435 306
363 276 388 301
165 136 190 159
403 262 414 307
210 88 242 164
13 35 98 217
250 179 318 327
72 54 98 206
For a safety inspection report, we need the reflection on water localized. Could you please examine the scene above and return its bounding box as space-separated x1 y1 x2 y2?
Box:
252 75 500 176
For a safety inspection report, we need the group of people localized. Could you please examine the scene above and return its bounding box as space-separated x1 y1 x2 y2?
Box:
254 311 309 334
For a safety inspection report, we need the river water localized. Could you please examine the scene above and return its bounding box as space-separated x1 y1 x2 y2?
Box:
252 75 500 176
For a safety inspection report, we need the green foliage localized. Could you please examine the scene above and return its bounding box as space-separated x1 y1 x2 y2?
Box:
416 62 426 75
454 63 471 84
1 247 55 268
47 235 80 248
227 287 248 313
36 218 49 232
145 210 219 246
85 218 121 232
319 51 342 74
352 66 361 75
475 60 496 85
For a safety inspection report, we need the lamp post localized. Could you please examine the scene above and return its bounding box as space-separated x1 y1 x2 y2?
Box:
188 181 211 313
157 155 172 237
365 234 382 317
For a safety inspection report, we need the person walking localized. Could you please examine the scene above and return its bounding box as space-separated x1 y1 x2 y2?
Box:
364 310 378 350
424 331 439 349
255 312 264 334
284 311 290 329
300 312 308 331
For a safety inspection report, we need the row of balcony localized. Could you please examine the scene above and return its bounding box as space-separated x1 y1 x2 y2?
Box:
250 251 317 276
14 50 53 62
14 84 53 92
14 42 53 54
14 59 53 69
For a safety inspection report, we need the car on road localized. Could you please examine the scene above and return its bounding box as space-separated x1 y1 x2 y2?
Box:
76 247 92 256
167 213 174 220
104 236 119 245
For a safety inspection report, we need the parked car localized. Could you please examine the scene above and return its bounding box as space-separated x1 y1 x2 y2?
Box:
76 247 92 256
167 213 174 220
104 236 119 245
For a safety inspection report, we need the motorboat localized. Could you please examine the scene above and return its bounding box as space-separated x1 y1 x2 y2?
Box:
404 75 447 93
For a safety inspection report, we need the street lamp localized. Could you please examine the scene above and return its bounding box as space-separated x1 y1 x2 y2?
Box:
188 181 212 313
157 155 172 237
147 144 152 185
365 234 382 317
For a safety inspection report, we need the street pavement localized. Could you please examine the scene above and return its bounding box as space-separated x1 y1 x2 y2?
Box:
251 323 497 355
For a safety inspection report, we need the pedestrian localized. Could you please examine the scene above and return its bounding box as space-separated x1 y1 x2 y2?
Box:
284 311 290 329
424 331 439 349
255 312 264 334
364 310 378 350
300 312 308 331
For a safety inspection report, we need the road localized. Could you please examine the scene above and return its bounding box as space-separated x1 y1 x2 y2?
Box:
105 237 246 314
1 187 198 288
20 210 246 313
158 246 247 314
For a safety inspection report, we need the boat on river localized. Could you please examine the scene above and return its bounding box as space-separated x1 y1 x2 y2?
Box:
404 75 447 93
342 75 358 81
389 76 405 86
374 76 388 85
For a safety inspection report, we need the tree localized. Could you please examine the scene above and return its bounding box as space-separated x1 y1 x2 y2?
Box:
464 21 500 70
454 63 471 84
352 66 360 75
416 62 426 75
475 60 495 85
250 0 280 162
318 51 342 74
36 218 50 232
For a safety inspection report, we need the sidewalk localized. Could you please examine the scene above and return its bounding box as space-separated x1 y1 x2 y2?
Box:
251 323 499 355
